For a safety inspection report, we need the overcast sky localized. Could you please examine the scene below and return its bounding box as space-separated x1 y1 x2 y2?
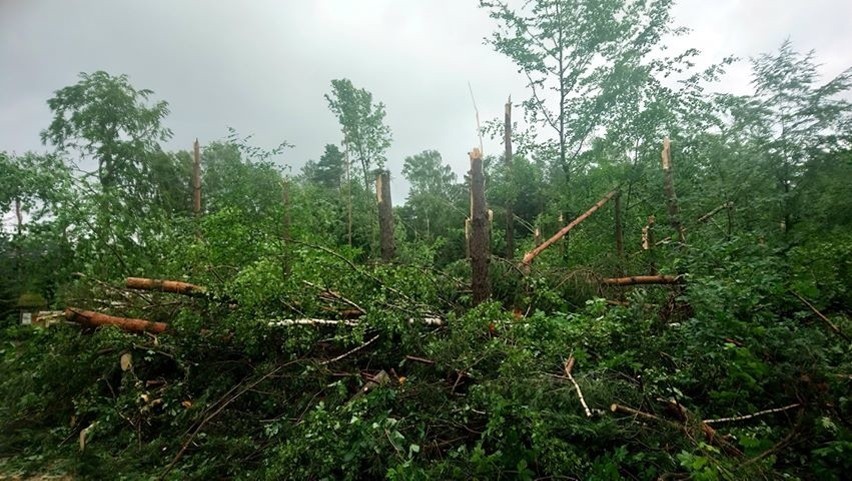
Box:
2 0 851 202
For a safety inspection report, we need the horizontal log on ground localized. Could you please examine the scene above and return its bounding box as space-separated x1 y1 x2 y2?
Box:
125 277 207 296
521 189 618 267
268 317 444 328
65 308 168 334
602 275 683 286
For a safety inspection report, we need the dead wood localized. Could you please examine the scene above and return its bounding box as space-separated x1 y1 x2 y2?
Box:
521 189 618 268
125 277 207 297
65 308 168 334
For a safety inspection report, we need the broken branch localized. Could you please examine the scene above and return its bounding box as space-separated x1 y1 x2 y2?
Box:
564 355 592 417
521 189 618 267
703 403 802 425
792 291 850 342
65 308 168 334
602 275 682 286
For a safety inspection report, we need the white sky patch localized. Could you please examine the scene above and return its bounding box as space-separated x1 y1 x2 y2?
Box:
1 0 850 204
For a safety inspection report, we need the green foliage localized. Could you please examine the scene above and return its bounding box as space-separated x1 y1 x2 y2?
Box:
2 19 852 481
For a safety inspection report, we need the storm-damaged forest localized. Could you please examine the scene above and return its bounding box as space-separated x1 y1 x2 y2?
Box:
1 0 851 479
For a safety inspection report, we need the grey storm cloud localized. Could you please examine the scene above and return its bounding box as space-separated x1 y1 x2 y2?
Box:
2 0 851 202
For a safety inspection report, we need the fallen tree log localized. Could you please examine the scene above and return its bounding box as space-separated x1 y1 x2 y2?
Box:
602 275 682 286
125 277 207 296
269 317 444 328
521 189 618 268
65 308 168 334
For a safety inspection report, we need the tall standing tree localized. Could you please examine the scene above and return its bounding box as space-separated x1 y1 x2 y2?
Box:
325 79 392 190
41 71 172 199
479 0 681 185
747 40 852 234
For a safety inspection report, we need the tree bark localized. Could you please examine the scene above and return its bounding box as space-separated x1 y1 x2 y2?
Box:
661 138 686 244
504 97 514 259
469 148 491 304
125 277 207 296
65 308 167 334
375 170 395 261
602 275 682 286
521 189 617 268
192 139 202 215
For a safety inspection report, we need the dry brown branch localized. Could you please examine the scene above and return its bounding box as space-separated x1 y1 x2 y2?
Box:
65 308 168 334
303 280 367 315
321 335 380 366
792 291 850 342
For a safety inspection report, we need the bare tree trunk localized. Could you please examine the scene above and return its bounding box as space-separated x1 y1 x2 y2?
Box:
469 148 490 304
504 97 514 259
193 139 202 215
375 170 395 261
661 138 686 244
614 191 624 272
65 308 168 334
521 190 617 268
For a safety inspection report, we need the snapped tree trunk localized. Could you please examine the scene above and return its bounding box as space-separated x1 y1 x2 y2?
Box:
469 148 490 304
661 138 686 244
375 170 395 261
504 96 514 259
65 308 168 334
521 189 617 268
602 275 682 286
125 277 207 296
193 139 202 215
614 191 624 269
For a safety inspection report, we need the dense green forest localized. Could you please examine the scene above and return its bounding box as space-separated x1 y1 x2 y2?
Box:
2 1 851 479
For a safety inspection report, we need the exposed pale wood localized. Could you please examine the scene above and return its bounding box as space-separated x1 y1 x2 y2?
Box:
469 148 491 304
521 190 618 267
564 355 592 417
125 277 207 296
792 291 850 342
661 138 686 244
602 275 682 286
703 403 801 425
65 308 168 334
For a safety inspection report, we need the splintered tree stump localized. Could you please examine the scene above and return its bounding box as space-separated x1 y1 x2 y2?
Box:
125 277 207 296
65 308 168 334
